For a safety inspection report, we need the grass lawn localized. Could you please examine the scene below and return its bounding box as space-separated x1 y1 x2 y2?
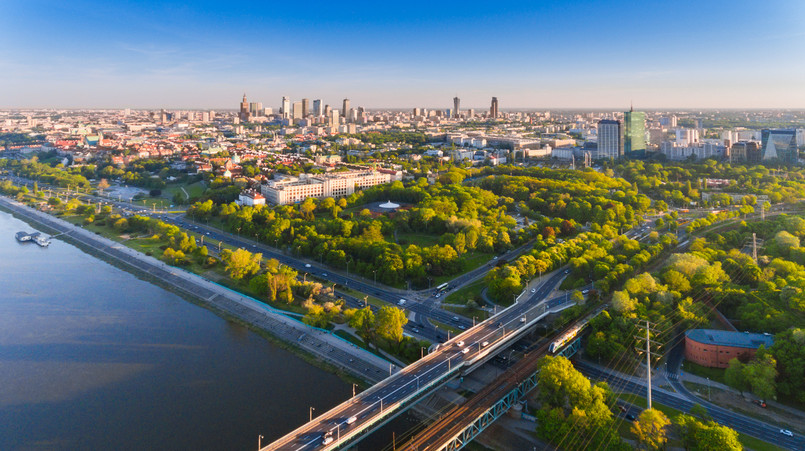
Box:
444 280 485 304
681 360 726 385
396 232 440 247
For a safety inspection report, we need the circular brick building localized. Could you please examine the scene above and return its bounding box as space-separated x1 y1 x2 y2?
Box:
684 329 774 369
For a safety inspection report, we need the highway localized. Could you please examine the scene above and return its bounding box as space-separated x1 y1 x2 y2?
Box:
262 269 574 450
575 360 804 451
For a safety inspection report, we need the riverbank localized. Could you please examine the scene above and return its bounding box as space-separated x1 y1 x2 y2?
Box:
0 195 392 385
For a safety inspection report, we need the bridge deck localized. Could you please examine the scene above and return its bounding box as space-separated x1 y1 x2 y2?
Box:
262 271 574 451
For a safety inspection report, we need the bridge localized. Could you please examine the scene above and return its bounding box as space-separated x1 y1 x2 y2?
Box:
402 308 602 451
262 269 578 451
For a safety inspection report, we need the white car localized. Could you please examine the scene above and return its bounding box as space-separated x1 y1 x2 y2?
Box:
780 429 793 437
322 434 333 445
481 341 489 347
398 299 406 305
461 347 470 354
305 263 312 268
531 288 536 293
346 416 357 425
456 341 465 347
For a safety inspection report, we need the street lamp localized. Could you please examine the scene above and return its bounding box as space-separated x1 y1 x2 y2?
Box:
258 435 264 450
353 383 357 397
309 407 315 422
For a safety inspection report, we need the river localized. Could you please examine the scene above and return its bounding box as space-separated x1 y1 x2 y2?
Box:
0 210 415 450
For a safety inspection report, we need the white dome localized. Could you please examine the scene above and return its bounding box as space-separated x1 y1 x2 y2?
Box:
379 200 400 209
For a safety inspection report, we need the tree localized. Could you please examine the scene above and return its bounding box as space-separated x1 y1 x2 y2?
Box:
349 306 375 338
221 248 262 280
631 408 670 450
612 290 636 314
537 356 592 409
675 414 741 451
98 178 110 195
375 306 408 344
770 328 805 404
743 348 777 400
724 358 749 395
571 290 585 305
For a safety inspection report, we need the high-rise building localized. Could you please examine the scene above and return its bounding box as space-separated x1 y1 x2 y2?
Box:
249 102 262 116
313 99 323 116
623 107 646 157
292 101 303 121
329 109 340 129
342 99 350 121
281 96 290 119
324 104 331 117
453 96 460 118
239 94 250 122
490 97 498 118
597 119 622 159
761 129 798 164
302 98 310 117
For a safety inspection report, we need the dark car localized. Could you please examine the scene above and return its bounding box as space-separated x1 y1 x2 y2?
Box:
625 414 636 421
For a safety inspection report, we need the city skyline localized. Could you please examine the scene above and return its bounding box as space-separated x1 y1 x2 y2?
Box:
2 1 805 109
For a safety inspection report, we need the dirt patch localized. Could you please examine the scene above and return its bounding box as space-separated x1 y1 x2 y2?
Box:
704 388 805 434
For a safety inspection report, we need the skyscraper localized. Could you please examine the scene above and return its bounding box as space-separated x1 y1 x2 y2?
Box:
342 99 350 121
239 93 250 122
292 101 303 121
623 107 646 157
453 96 460 118
313 99 323 116
281 96 290 119
302 98 310 117
761 129 798 164
597 119 622 160
490 97 498 118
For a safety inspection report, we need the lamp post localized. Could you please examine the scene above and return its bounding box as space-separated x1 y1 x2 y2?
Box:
258 435 264 450
373 270 377 285
309 406 315 422
353 383 357 397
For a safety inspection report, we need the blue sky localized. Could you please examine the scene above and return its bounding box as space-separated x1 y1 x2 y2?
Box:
2 0 804 109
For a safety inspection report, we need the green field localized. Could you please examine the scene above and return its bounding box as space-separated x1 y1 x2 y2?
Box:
681 360 727 385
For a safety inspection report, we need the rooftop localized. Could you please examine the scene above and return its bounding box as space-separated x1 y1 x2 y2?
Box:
686 329 774 349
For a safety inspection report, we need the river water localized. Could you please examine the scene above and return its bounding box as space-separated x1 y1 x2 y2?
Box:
0 210 414 450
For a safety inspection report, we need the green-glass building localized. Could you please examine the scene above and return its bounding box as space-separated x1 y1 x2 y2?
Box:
623 108 646 158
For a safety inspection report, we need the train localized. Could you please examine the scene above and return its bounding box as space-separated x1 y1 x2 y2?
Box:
547 307 605 354
548 325 582 354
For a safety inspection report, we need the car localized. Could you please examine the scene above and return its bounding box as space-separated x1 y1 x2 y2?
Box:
456 341 465 347
625 414 636 421
322 434 334 445
582 289 589 294
520 317 526 323
322 273 327 277
618 405 627 413
497 322 503 328
435 294 440 298
780 429 793 437
346 416 357 425
398 299 406 305
493 256 498 260
305 263 311 268
531 288 536 293
481 341 489 347
452 316 459 321
458 325 466 330
461 347 470 354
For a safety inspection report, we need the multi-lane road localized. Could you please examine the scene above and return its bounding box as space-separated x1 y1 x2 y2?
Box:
575 360 804 450
263 268 574 450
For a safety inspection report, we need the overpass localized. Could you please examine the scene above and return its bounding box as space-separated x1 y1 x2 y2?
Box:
262 270 576 451
402 308 603 451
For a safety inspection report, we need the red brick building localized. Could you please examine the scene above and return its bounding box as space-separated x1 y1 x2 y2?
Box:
684 329 774 369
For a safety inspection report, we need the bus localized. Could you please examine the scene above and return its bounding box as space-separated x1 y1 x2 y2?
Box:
434 283 449 295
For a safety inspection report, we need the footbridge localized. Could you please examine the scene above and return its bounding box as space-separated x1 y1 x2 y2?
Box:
262 270 576 451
